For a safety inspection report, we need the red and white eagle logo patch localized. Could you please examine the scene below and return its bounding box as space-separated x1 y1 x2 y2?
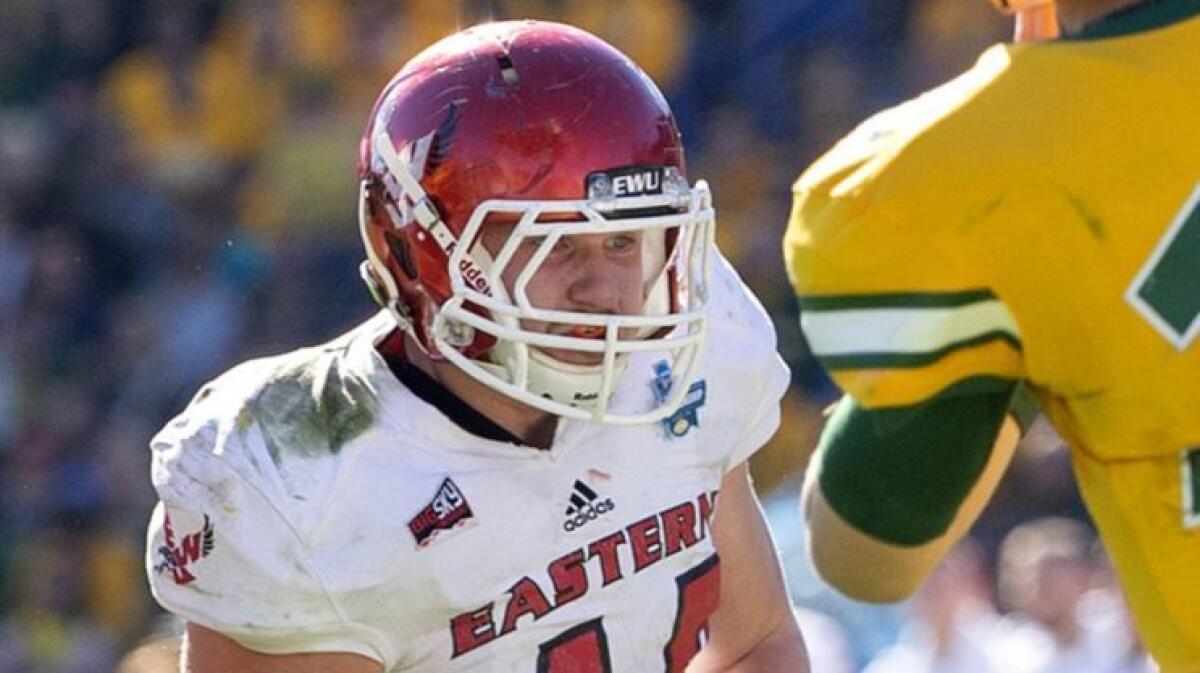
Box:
153 513 215 585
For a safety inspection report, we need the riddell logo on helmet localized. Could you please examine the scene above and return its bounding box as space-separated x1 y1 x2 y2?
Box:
457 258 491 294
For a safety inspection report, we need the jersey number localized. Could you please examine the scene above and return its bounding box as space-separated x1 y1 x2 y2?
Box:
537 619 611 673
1127 183 1200 350
1183 448 1200 529
537 554 720 673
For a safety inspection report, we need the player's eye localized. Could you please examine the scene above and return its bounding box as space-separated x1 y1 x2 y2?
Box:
523 235 571 258
606 233 638 253
551 238 572 255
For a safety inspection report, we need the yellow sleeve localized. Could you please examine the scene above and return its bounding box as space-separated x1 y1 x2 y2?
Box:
782 123 1025 409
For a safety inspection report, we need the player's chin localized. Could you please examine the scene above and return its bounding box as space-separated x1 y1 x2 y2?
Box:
535 347 605 367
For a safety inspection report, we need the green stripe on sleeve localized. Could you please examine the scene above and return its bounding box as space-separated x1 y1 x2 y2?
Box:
798 288 996 312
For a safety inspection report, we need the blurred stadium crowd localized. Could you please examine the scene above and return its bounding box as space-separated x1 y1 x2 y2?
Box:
0 1 1159 671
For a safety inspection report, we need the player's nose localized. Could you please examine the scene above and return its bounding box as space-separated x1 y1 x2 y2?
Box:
564 244 632 314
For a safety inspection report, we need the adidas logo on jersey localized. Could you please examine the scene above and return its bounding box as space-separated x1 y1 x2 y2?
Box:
562 479 615 532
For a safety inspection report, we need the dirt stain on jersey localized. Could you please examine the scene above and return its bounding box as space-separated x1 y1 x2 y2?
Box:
1057 187 1106 241
236 345 379 465
960 195 1004 232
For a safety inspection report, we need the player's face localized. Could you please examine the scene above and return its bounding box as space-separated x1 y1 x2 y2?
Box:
479 222 653 365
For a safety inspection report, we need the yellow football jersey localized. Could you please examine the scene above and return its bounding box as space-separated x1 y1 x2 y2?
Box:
785 4 1200 670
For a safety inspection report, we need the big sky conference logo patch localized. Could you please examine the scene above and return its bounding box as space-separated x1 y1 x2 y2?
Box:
153 512 214 585
409 477 475 548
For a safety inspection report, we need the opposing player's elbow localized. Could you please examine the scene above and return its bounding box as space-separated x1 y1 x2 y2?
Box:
803 482 939 604
807 536 926 604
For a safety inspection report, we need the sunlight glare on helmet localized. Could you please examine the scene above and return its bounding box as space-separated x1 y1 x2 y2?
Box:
663 167 690 209
587 174 617 211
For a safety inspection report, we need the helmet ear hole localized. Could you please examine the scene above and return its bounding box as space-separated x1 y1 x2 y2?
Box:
384 231 418 280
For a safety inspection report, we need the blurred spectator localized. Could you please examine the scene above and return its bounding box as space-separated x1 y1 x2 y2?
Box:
109 217 247 418
0 1 123 105
503 0 690 86
83 524 151 645
0 528 120 673
237 64 361 240
863 540 1007 673
795 605 857 673
339 1 417 108
901 0 1008 90
0 108 56 209
763 487 904 668
0 202 30 323
996 517 1153 673
0 203 29 447
1085 556 1159 673
100 0 280 188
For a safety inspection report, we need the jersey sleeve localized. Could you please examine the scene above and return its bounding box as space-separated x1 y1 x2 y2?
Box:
782 119 1025 410
145 401 394 665
707 252 792 471
726 379 786 471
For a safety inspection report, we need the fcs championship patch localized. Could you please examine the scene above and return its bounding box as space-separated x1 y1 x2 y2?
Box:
652 361 707 438
153 512 214 585
409 477 475 548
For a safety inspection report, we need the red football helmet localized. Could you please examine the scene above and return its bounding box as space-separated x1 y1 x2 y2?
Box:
358 21 714 424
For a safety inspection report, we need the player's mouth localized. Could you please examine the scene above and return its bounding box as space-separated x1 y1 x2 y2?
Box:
534 325 608 366
566 325 606 339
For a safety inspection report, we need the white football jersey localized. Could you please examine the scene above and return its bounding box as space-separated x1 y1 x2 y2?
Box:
146 253 790 672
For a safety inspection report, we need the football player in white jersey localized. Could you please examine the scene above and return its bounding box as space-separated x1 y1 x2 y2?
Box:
144 20 807 673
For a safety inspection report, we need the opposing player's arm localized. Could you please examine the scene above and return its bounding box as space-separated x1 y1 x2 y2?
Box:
802 383 1030 603
184 624 383 673
784 93 1035 605
116 635 181 673
687 461 809 673
792 287 1030 603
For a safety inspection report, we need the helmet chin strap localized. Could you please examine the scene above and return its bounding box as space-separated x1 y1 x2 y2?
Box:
479 341 629 412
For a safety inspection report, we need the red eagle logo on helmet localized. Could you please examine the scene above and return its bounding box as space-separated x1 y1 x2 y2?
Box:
153 513 215 585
